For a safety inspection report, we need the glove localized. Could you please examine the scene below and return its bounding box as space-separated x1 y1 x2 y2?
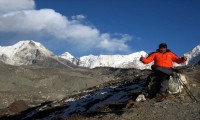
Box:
139 56 144 62
182 55 187 61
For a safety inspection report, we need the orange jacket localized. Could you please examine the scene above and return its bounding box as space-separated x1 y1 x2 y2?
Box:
141 50 186 68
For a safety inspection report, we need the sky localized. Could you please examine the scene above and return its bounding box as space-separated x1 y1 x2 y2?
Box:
0 0 199 57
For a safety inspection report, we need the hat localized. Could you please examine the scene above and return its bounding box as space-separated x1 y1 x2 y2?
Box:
159 43 167 48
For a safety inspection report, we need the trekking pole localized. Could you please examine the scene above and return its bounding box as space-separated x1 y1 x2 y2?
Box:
176 74 198 102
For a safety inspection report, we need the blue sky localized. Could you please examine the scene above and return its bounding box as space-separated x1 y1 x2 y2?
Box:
0 0 199 57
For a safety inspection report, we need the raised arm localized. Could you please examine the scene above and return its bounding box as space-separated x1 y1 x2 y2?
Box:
171 54 187 64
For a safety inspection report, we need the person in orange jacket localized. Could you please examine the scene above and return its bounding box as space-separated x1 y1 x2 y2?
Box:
140 43 187 101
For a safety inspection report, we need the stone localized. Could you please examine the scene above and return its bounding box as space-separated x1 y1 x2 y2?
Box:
8 100 29 114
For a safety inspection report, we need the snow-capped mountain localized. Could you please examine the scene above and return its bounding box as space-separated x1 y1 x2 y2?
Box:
60 51 151 69
79 51 150 69
0 40 54 65
61 45 200 69
60 52 74 62
0 40 199 69
184 45 200 65
59 52 79 65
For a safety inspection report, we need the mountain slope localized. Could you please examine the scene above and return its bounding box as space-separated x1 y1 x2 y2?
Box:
1 65 200 120
185 45 200 65
0 62 112 110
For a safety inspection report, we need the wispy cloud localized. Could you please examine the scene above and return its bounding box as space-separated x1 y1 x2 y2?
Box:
0 0 132 55
97 33 131 53
71 14 86 21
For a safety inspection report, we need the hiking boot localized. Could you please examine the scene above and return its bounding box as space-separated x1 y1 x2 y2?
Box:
155 94 167 102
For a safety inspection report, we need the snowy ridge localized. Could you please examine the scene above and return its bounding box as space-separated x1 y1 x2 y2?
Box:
61 51 151 69
184 45 200 65
61 45 200 69
79 51 149 69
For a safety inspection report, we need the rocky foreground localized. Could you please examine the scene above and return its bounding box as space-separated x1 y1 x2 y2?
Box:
0 65 199 120
0 62 113 110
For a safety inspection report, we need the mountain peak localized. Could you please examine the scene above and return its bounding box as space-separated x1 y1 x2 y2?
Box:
14 40 47 50
60 52 74 59
0 40 54 65
191 45 200 56
14 40 37 46
185 44 200 65
59 52 79 64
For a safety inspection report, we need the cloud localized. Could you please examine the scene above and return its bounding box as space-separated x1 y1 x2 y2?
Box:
97 33 131 53
0 0 35 14
71 14 86 21
0 0 132 54
0 9 67 33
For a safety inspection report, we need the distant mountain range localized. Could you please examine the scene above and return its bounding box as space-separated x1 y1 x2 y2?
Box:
60 51 150 69
0 40 200 69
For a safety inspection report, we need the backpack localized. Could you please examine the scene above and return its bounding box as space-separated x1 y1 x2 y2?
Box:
168 73 188 94
144 73 188 98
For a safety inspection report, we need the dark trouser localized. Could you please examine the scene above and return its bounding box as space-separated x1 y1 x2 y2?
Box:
151 65 174 96
151 65 174 75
